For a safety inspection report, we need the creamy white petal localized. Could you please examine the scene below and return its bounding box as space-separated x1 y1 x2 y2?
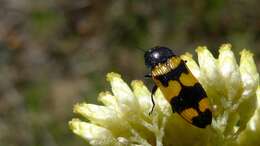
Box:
98 92 120 111
215 44 244 137
131 80 152 113
74 103 118 122
196 46 220 85
74 103 117 122
233 50 259 135
239 50 259 97
106 72 139 111
218 44 243 101
98 91 123 114
69 119 120 146
74 103 130 136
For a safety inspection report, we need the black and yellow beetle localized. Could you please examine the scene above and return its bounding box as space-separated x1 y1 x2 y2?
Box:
144 46 212 128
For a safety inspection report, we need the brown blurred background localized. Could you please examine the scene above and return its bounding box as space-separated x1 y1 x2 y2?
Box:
0 0 259 146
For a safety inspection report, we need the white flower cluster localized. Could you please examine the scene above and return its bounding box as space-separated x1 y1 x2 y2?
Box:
69 44 259 146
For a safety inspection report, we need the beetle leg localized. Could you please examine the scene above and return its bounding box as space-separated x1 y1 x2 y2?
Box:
149 85 157 115
144 74 152 78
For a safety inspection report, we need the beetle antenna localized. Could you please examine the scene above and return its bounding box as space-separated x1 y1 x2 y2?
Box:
136 47 146 52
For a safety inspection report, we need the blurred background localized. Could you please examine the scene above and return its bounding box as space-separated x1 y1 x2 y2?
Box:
0 0 259 146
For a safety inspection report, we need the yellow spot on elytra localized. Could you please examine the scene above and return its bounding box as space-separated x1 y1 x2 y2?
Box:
199 98 209 112
179 72 197 86
168 57 181 69
156 80 182 101
180 108 199 123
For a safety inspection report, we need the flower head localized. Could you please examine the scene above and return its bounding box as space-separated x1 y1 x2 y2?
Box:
69 44 259 146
